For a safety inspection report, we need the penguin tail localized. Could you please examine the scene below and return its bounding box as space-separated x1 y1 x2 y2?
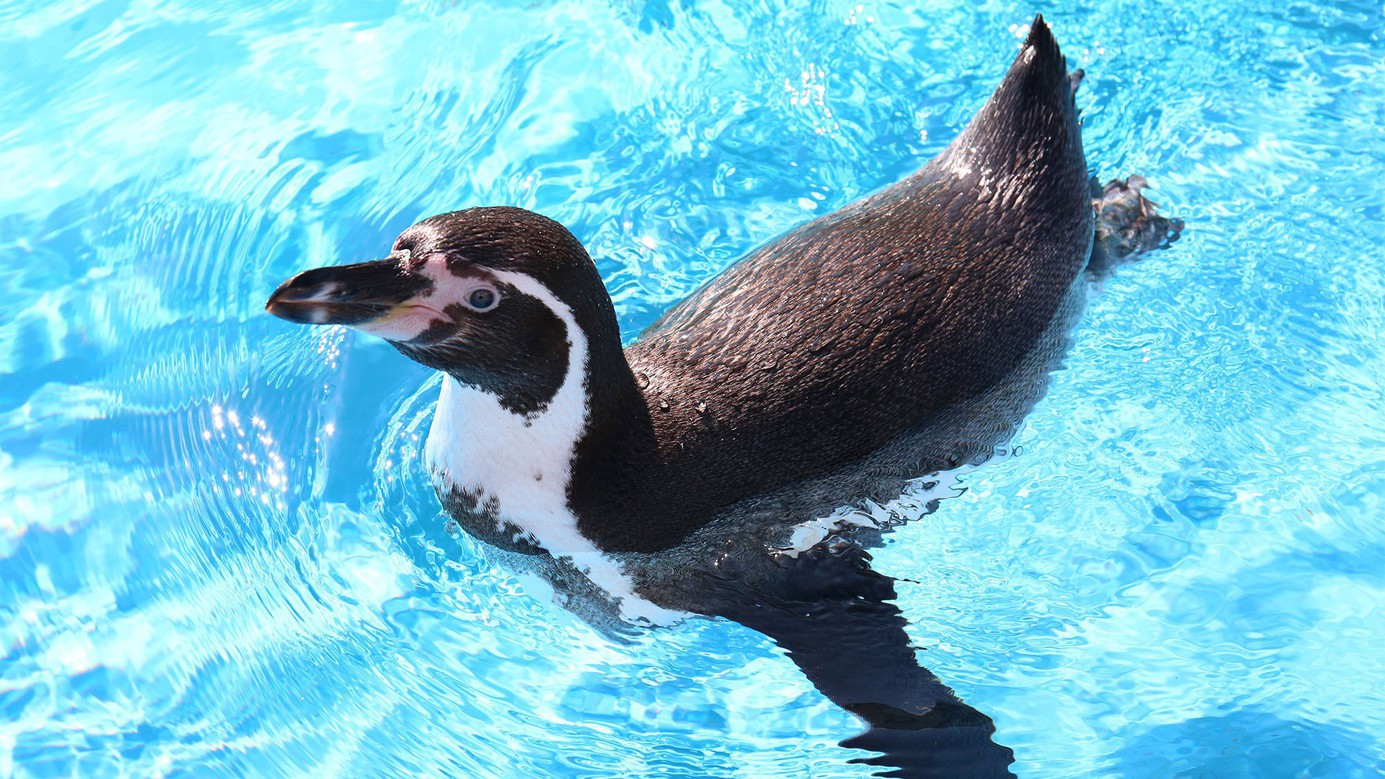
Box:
931 14 1090 228
979 13 1081 156
1024 14 1063 70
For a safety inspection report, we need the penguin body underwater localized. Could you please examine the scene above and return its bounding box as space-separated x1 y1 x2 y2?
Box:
268 16 1179 778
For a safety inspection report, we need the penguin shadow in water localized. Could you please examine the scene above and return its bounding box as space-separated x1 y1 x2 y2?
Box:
267 16 1180 779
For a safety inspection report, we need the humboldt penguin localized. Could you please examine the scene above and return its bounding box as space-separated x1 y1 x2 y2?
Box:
267 16 1179 778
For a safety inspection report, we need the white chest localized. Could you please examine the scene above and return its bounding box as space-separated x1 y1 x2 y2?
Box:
421 271 682 625
425 374 583 546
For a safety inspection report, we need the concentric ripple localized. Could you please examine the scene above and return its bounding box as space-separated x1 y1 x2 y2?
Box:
3 1 1384 777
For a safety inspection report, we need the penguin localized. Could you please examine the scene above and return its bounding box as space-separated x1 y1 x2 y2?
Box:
266 16 1179 779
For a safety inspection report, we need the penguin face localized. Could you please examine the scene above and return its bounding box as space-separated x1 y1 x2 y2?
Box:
266 207 605 415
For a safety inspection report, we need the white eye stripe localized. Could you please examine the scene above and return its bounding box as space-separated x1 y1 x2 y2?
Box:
411 254 503 311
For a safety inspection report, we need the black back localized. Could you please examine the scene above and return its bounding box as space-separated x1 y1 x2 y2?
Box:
576 19 1093 552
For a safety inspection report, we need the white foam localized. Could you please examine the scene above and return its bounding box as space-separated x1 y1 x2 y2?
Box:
775 454 1009 556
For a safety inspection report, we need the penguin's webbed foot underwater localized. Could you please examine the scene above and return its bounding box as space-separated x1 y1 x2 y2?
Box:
1090 175 1184 279
267 15 1179 779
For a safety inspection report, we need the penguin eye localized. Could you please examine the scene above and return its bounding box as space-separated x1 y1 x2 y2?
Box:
464 284 499 312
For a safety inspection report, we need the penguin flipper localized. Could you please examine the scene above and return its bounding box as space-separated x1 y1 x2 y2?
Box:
706 544 1016 778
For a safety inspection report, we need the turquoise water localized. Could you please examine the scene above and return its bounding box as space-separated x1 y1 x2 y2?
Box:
3 0 1384 776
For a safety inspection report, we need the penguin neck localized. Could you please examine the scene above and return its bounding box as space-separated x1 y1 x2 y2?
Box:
567 333 666 547
426 274 595 534
424 275 664 556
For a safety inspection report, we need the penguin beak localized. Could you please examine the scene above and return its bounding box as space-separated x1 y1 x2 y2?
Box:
265 259 436 334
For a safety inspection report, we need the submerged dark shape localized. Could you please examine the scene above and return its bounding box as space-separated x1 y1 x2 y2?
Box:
267 15 1180 779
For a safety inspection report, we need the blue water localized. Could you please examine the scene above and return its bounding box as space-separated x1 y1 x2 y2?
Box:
2 1 1383 776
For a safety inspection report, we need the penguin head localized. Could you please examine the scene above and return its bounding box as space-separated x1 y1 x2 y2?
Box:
267 207 616 415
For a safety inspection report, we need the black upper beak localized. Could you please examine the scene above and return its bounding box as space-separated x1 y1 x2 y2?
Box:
265 259 433 326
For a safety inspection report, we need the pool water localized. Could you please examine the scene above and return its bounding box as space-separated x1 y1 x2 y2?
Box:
3 1 1384 776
